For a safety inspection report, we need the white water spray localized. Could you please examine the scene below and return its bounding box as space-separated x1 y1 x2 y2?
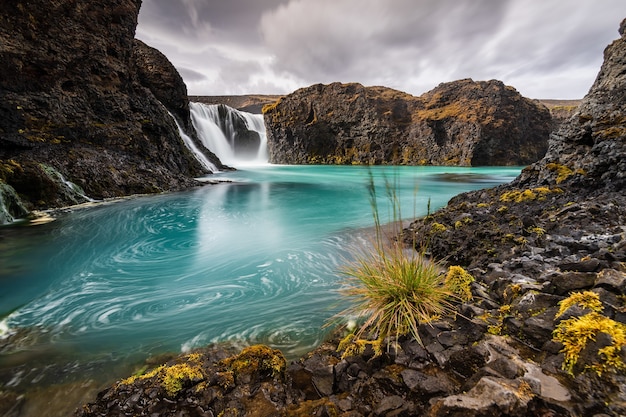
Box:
168 112 218 173
190 102 268 166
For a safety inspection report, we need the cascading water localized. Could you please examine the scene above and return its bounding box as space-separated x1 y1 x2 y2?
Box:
0 183 27 224
168 112 218 173
190 102 268 166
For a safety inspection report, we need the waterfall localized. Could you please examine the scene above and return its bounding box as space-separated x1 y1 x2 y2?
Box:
0 183 28 224
189 102 268 166
40 164 95 204
169 112 218 173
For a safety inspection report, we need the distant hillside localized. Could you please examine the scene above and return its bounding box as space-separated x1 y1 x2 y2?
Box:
536 99 582 126
189 95 282 114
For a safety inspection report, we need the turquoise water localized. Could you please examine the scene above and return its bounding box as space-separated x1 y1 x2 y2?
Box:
0 165 520 395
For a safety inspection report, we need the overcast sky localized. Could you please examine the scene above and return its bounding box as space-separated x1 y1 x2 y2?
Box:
136 0 625 99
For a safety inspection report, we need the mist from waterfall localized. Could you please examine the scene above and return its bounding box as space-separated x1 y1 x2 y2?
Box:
190 102 268 166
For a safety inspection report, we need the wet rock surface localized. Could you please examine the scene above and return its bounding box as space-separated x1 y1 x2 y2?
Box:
0 0 222 214
263 79 551 166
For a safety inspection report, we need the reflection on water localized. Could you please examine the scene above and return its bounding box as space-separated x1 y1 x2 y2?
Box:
0 164 521 415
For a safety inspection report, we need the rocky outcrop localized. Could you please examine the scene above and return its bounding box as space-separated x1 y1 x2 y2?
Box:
0 0 221 216
263 80 551 166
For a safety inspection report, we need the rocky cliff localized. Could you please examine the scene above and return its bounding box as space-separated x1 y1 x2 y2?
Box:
263 79 551 166
0 0 221 217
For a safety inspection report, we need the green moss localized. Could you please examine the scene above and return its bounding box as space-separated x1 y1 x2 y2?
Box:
431 222 448 233
527 226 546 237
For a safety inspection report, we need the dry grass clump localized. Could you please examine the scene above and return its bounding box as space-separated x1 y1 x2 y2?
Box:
332 172 467 349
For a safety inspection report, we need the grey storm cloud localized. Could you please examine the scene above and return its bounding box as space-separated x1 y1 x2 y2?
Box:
136 0 625 98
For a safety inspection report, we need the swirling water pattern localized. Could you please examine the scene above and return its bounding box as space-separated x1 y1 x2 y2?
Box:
0 165 521 390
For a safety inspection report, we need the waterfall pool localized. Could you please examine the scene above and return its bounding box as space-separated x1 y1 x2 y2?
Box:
0 164 520 415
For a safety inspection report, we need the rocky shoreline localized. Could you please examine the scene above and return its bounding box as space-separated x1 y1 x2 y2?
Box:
72 20 626 417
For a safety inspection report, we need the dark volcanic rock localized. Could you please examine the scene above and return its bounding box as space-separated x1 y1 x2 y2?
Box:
404 19 626 416
0 0 221 213
263 79 551 166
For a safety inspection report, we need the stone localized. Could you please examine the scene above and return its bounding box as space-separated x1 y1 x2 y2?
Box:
302 353 335 397
374 395 405 415
430 376 533 417
595 268 626 292
547 271 597 295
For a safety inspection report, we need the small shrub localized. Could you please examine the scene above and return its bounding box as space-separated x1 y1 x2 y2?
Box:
338 242 455 346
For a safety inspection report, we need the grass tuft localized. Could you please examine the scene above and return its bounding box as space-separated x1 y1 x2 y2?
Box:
332 170 460 349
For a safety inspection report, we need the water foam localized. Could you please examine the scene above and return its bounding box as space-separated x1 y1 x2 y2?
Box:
190 102 268 166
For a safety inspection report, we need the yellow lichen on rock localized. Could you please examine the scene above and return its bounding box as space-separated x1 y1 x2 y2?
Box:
445 266 474 301
220 345 286 379
161 362 205 397
553 312 626 375
555 291 604 318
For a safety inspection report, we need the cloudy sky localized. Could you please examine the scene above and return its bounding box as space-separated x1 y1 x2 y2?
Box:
136 0 624 99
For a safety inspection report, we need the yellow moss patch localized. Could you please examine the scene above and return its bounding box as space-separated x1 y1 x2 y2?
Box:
162 362 205 397
556 291 604 318
118 353 206 397
445 266 474 301
337 333 383 359
120 365 164 386
546 163 585 184
499 187 562 203
431 222 448 233
527 226 545 237
553 312 626 375
220 345 286 378
261 100 280 114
